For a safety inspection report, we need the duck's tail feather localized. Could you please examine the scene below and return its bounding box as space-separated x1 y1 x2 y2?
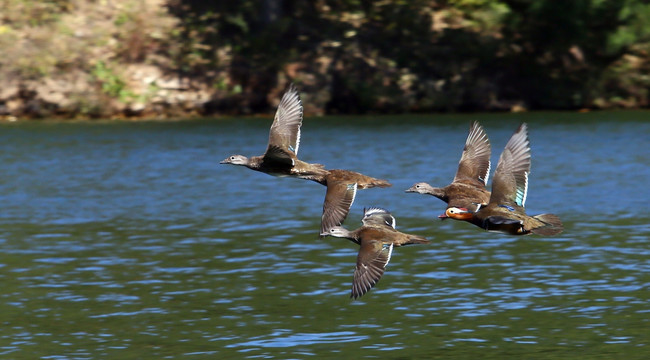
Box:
406 234 430 245
368 178 392 188
530 214 563 236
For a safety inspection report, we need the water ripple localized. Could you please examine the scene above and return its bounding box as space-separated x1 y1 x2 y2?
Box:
228 331 369 348
0 116 648 358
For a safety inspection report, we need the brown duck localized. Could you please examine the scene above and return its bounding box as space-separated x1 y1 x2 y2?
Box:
321 207 429 299
316 169 391 235
220 84 329 182
221 84 390 234
444 123 563 236
406 121 491 217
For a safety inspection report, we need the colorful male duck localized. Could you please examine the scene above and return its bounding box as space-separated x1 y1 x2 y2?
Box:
443 123 563 236
321 207 429 299
406 121 491 219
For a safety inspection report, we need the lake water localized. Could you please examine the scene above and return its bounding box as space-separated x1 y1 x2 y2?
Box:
0 111 649 359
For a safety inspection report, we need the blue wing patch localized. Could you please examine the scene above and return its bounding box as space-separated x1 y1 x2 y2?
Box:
515 171 529 207
515 189 526 207
498 204 515 212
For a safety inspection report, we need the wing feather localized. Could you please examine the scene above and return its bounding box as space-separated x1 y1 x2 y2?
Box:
453 121 491 187
361 207 396 229
321 182 357 235
266 84 303 160
351 241 393 299
489 123 531 207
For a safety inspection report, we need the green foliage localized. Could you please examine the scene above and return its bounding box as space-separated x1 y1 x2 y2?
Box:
160 0 650 111
606 1 650 54
91 61 135 103
3 0 650 116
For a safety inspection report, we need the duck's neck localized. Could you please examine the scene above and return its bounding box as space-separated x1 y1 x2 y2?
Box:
334 228 360 244
245 156 263 170
426 187 448 202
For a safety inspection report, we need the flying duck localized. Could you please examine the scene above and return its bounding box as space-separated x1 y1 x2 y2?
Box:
220 83 329 181
317 169 391 235
321 207 429 299
406 121 492 217
221 84 391 235
443 123 563 236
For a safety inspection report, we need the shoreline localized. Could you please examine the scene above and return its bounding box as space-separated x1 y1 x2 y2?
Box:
3 107 649 124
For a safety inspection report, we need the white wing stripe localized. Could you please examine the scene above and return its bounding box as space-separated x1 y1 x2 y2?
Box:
385 243 394 268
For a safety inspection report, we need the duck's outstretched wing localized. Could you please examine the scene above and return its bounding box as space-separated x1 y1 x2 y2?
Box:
489 123 530 210
264 84 303 166
361 207 396 229
453 121 491 187
351 240 393 299
321 181 357 235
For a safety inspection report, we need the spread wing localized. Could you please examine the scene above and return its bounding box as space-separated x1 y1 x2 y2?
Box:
488 123 530 209
321 182 357 235
361 207 396 229
351 240 393 299
262 84 303 166
263 145 295 167
453 121 491 187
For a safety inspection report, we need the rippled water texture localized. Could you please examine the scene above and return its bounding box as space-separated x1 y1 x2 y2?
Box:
0 112 649 359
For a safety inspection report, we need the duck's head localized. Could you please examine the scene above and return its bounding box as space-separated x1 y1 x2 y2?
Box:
439 207 473 221
405 182 434 194
320 226 349 238
220 154 248 166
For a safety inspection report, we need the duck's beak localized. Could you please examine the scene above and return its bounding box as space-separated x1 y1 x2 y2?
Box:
219 158 229 164
319 231 330 237
438 213 449 220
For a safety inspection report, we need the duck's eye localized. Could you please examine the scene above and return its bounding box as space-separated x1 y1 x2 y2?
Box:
416 185 421 188
230 156 236 160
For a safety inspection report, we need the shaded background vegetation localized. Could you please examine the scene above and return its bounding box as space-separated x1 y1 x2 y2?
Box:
1 0 650 119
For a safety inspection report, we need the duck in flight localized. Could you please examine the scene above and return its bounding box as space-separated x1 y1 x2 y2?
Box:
220 83 329 181
317 170 391 235
406 121 491 224
321 207 429 299
443 123 563 235
221 84 390 235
